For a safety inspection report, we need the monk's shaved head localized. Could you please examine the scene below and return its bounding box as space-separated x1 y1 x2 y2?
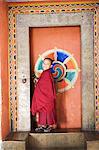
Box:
42 58 53 70
44 58 53 65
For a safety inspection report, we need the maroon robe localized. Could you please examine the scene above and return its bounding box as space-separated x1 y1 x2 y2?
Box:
31 69 56 125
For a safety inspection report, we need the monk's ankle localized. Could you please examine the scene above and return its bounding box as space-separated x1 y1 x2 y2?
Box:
39 125 46 128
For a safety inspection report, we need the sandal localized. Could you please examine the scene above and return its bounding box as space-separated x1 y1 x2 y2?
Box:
35 126 45 133
43 126 53 133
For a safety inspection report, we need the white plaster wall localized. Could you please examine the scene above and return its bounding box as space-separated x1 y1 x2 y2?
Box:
17 26 30 131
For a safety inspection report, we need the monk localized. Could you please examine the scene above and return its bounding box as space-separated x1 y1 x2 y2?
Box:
31 58 57 132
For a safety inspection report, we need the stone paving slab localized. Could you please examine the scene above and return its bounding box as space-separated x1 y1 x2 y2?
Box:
29 132 85 149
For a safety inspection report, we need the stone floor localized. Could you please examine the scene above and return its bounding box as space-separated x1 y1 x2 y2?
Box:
5 129 99 141
5 132 29 141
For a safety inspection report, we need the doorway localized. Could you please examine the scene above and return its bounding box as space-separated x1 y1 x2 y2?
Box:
29 26 82 129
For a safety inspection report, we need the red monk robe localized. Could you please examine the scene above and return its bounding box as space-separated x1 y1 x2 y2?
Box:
31 69 56 126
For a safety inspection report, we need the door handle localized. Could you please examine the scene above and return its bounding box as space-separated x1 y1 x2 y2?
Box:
22 78 27 83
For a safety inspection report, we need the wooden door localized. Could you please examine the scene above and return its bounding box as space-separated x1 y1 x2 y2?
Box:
30 26 81 129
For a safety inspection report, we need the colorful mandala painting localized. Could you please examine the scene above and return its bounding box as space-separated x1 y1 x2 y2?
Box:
35 48 80 93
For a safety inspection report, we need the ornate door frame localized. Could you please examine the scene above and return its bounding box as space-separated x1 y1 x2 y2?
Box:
8 2 99 131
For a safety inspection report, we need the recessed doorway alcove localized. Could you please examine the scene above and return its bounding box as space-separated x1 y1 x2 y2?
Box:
16 12 94 131
29 26 81 129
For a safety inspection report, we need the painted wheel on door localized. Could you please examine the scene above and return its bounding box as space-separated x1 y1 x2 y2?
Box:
34 48 80 93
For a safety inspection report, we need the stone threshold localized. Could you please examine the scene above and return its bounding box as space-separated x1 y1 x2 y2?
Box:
2 130 99 150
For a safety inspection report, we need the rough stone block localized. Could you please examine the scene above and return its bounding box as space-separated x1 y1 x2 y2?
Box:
29 132 85 149
87 141 99 150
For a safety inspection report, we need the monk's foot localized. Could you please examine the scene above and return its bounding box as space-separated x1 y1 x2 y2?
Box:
35 126 46 133
43 126 53 133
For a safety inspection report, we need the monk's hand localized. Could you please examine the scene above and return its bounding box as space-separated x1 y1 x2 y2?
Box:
34 78 38 86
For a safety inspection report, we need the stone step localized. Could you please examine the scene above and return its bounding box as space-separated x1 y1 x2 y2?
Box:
3 141 26 150
3 132 29 150
29 132 85 149
87 141 99 150
28 148 85 150
84 131 99 150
